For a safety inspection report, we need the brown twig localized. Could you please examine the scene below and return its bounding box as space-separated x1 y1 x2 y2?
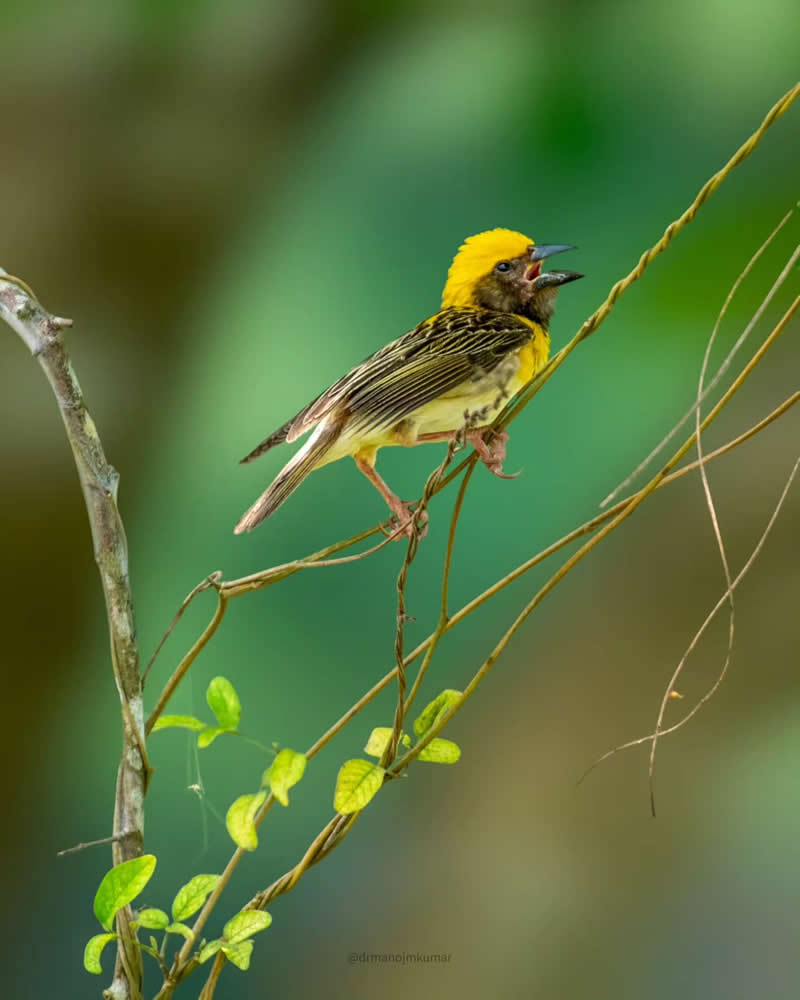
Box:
142 572 222 687
384 433 462 764
57 834 124 857
404 460 475 719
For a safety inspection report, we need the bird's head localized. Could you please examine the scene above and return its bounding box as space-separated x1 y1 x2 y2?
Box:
441 228 583 326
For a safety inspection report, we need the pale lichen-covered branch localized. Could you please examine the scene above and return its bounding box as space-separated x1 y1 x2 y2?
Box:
0 269 146 1000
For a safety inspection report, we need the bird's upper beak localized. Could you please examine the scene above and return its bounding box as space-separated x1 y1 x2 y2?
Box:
526 243 583 286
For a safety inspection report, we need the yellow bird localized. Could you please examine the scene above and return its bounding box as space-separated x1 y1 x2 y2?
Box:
235 228 582 536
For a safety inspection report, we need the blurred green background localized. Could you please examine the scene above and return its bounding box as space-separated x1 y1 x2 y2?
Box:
1 1 798 997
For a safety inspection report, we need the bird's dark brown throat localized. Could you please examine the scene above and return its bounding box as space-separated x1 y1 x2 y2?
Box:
473 244 582 327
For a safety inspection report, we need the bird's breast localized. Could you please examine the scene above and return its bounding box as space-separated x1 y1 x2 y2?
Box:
412 333 546 437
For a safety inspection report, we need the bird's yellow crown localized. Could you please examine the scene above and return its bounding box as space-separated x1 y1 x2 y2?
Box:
441 228 534 308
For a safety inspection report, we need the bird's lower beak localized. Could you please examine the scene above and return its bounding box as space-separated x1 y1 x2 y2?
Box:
531 269 584 289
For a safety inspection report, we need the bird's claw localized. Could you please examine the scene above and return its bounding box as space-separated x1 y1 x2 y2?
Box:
470 429 521 480
486 463 523 480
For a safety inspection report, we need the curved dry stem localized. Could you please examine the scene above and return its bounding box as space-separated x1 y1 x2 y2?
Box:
146 593 229 736
602 220 799 506
581 454 799 795
142 572 222 687
646 453 800 814
404 461 475 719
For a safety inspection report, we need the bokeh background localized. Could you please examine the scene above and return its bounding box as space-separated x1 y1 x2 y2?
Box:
1 2 798 997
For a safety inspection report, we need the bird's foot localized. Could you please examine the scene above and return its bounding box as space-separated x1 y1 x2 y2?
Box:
382 499 429 541
468 429 521 479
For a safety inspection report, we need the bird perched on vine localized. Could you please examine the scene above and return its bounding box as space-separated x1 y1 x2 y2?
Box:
235 228 582 537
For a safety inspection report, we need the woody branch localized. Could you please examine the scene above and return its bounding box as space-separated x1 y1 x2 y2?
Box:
0 269 147 1000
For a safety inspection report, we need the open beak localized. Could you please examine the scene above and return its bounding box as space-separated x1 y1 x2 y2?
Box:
526 243 583 285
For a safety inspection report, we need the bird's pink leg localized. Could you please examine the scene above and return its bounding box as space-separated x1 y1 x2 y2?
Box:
354 454 428 539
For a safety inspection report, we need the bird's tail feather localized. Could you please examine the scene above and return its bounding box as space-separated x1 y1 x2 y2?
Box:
234 420 341 534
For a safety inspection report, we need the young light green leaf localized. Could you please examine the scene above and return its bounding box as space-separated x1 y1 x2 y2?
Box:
83 933 117 974
206 676 241 730
418 738 461 763
222 940 254 970
198 939 224 964
140 940 160 960
413 689 462 739
135 907 169 930
223 910 272 944
264 748 306 806
171 874 221 921
93 854 157 931
165 922 194 941
333 759 385 814
151 714 206 733
364 727 410 757
225 791 267 851
197 726 226 749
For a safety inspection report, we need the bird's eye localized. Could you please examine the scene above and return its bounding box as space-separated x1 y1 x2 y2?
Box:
495 260 512 274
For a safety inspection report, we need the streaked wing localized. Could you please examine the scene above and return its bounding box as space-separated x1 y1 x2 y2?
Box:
343 307 533 434
241 307 533 462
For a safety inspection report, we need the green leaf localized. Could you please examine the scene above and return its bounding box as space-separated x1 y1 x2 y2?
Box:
222 940 254 970
171 874 221 921
333 759 385 814
93 855 157 931
206 676 241 730
135 907 169 930
197 726 227 749
418 738 461 763
141 939 160 960
151 714 206 733
83 933 117 974
198 939 224 964
413 689 462 739
364 727 410 757
165 922 194 941
223 910 272 944
264 748 306 806
225 791 267 850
